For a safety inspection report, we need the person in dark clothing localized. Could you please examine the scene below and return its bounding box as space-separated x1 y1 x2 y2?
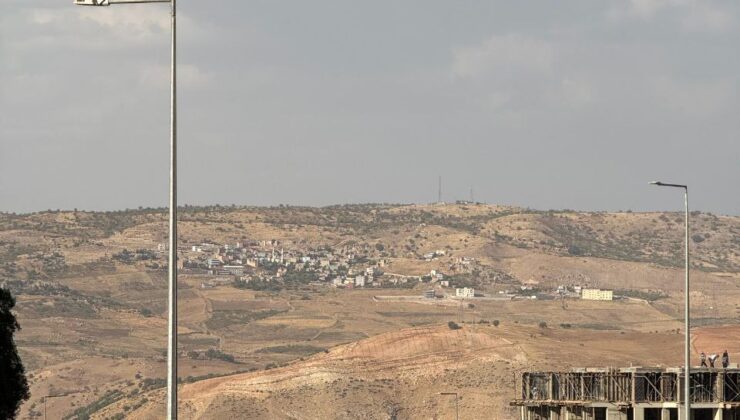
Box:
722 350 729 368
700 352 707 367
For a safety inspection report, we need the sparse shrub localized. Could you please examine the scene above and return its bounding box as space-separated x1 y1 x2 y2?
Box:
205 348 236 363
567 245 583 256
538 321 548 329
493 320 500 327
560 323 571 329
615 289 667 302
448 321 461 330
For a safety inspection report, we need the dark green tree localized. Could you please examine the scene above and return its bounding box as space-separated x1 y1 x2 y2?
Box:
0 288 29 419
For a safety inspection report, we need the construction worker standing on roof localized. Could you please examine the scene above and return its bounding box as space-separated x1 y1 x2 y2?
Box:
722 350 729 368
700 352 707 367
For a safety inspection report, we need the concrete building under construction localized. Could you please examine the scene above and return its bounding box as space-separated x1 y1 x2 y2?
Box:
512 367 740 420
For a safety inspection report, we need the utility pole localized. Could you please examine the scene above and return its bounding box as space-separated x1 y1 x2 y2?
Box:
440 392 459 420
43 395 61 420
459 298 465 324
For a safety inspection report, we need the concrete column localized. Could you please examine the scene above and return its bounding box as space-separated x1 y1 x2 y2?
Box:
716 374 725 401
633 406 646 420
566 406 582 420
550 407 561 420
677 408 692 420
661 408 671 420
563 407 573 420
550 373 556 400
576 407 585 420
714 408 724 420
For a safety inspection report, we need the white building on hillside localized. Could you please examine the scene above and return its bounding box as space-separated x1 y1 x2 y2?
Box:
581 289 613 301
223 265 245 276
456 287 475 298
355 275 366 287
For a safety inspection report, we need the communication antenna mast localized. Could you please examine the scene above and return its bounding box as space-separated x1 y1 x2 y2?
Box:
438 176 442 203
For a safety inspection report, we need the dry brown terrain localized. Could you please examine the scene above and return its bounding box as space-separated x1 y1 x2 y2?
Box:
97 322 740 419
0 204 737 419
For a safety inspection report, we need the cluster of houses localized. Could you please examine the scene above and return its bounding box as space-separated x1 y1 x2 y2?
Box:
484 283 615 302
421 249 446 261
175 240 616 299
181 240 463 290
555 284 613 300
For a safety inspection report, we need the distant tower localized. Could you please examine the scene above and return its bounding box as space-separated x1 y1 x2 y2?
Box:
438 176 442 203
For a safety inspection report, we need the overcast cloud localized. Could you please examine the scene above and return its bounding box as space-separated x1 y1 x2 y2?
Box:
1 0 738 214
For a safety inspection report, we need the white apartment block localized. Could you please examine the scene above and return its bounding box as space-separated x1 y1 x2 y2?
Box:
581 288 613 301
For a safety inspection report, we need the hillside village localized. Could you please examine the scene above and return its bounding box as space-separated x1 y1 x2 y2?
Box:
126 239 622 302
182 240 457 289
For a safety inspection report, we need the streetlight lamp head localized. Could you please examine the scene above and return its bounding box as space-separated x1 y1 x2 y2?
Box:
649 181 663 186
74 0 110 5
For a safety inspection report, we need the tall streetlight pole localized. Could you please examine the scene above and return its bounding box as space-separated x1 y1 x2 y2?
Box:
167 1 178 418
43 394 64 420
650 181 690 420
440 392 459 420
73 1 178 418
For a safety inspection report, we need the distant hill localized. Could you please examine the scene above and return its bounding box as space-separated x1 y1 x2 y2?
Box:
1 204 738 419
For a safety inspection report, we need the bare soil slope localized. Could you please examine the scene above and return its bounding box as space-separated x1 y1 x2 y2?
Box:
99 322 709 419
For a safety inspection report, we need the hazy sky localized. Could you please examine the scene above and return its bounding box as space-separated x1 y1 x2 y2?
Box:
1 1 738 214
